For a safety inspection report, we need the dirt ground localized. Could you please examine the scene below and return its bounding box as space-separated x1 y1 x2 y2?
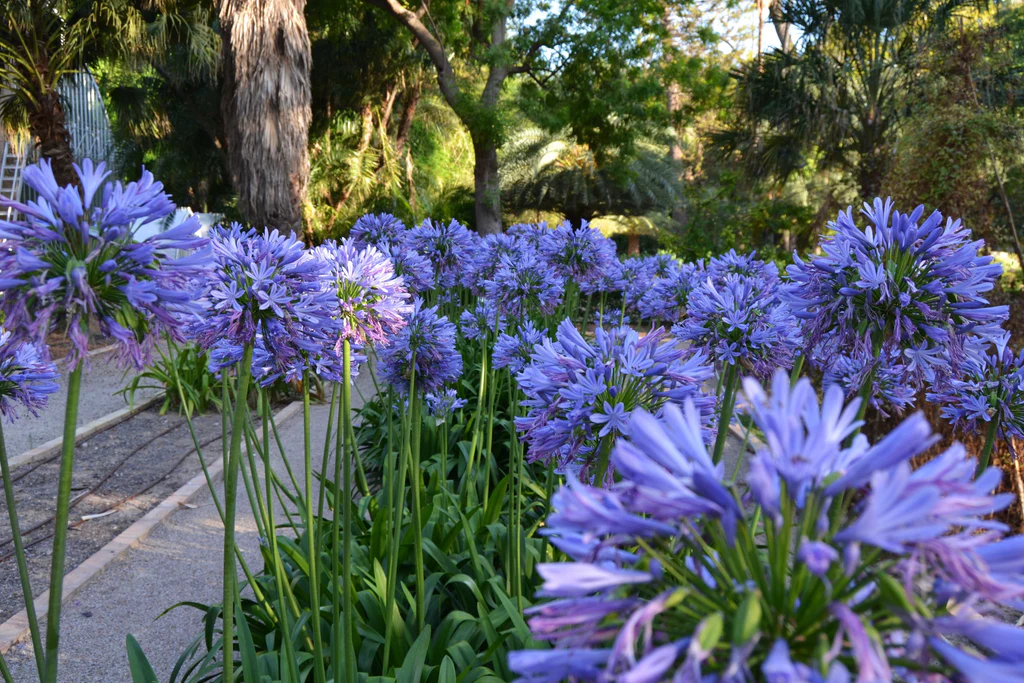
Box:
0 406 229 623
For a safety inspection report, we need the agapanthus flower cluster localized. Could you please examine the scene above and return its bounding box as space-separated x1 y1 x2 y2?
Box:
512 371 1024 682
493 321 547 375
673 274 802 378
463 234 524 294
349 212 407 248
507 222 548 249
612 257 654 314
425 387 467 419
643 253 680 280
0 159 210 369
379 242 433 293
190 225 340 380
637 261 705 323
929 337 1024 443
823 344 917 417
786 198 1007 389
0 328 59 421
707 248 779 283
538 220 617 291
459 300 505 341
515 319 714 479
484 250 564 319
407 218 476 289
378 298 462 395
313 238 411 348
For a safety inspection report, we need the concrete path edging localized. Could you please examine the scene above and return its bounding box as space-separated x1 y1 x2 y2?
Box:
9 393 167 470
0 400 303 654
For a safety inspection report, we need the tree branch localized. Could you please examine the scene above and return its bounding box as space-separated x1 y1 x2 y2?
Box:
364 0 462 113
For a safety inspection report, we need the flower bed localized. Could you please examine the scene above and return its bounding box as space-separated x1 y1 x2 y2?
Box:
1 161 1023 682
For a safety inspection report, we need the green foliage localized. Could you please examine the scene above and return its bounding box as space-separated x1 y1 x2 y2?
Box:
500 127 684 224
724 0 978 197
121 338 222 417
156 473 544 682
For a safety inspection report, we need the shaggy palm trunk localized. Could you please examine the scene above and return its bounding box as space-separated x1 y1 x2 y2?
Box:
220 0 312 240
473 139 502 235
28 89 78 188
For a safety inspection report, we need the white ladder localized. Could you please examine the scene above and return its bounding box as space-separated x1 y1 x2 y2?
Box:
0 135 29 221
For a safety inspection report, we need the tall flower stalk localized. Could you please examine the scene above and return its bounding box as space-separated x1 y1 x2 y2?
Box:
0 159 208 683
0 332 58 680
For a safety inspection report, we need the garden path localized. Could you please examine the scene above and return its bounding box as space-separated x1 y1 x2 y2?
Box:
6 347 162 459
2 367 375 682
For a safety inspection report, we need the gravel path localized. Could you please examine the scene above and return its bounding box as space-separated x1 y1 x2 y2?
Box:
5 348 161 458
3 369 375 683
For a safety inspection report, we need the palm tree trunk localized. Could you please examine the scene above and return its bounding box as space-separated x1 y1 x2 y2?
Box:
220 0 312 240
28 90 78 187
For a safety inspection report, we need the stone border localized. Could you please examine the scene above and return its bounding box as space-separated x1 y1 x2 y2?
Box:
9 393 167 470
0 400 303 654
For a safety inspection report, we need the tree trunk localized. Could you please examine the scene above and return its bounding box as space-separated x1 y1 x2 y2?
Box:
473 139 502 235
394 81 421 154
627 230 640 256
768 0 794 53
219 0 312 241
28 90 78 188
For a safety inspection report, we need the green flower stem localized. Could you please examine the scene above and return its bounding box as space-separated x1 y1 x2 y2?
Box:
976 414 1001 478
382 361 415 673
260 391 300 682
302 374 328 683
340 342 357 683
789 353 805 386
0 652 12 683
593 436 615 487
464 335 489 486
41 362 82 683
0 421 45 679
219 344 253 683
712 363 740 465
409 390 426 632
439 421 449 492
316 383 339 522
481 366 500 508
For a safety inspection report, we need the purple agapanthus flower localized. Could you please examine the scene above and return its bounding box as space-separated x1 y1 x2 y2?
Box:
378 242 433 293
928 337 1024 444
0 328 59 421
506 221 549 249
823 340 918 417
0 158 211 369
424 387 467 418
463 233 524 295
407 218 476 289
637 261 705 323
493 321 547 375
459 300 505 340
349 212 407 249
512 370 1024 682
377 298 462 394
190 225 340 378
707 249 779 283
538 220 618 291
786 198 1008 390
484 249 564 319
313 238 411 348
613 257 655 315
673 274 802 378
514 319 714 479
